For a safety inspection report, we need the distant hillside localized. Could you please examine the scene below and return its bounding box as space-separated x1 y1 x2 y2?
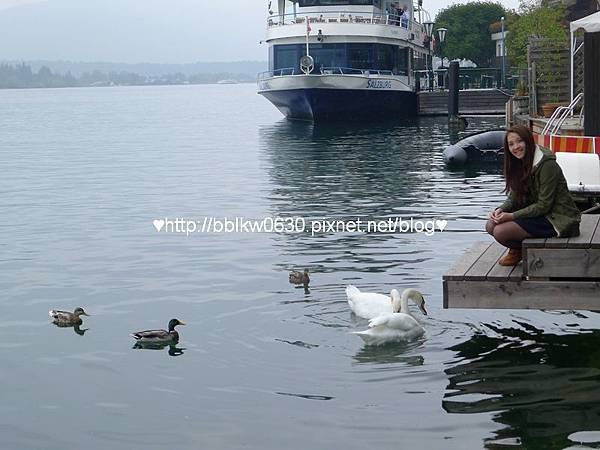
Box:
1 60 268 77
0 61 269 89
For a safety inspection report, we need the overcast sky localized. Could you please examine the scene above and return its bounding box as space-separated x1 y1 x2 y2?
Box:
0 0 520 63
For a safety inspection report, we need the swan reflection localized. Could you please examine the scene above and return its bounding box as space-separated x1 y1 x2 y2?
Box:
353 339 425 365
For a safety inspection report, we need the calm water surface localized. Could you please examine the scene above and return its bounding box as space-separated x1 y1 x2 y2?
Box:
2 84 600 450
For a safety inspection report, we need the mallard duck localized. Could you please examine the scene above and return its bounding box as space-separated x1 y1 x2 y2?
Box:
289 268 310 285
346 285 427 320
131 319 185 343
49 307 90 326
352 310 426 345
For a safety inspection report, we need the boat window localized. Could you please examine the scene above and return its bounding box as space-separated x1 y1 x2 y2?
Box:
272 43 408 74
309 44 347 73
395 47 408 75
376 45 394 71
347 44 372 69
274 44 301 72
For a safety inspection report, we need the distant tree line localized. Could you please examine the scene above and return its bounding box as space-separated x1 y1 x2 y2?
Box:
0 63 255 89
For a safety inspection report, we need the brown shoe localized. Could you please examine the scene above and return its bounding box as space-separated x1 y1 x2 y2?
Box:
498 248 522 266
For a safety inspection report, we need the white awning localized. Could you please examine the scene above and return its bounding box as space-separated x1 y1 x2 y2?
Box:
570 11 600 33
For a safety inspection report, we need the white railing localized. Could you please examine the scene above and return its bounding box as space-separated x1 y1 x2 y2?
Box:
321 67 395 75
258 68 297 80
541 93 584 135
267 11 423 34
258 67 406 80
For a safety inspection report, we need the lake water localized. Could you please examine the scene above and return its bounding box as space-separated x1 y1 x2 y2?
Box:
2 84 600 450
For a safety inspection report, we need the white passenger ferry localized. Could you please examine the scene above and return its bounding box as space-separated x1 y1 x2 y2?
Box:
258 0 432 121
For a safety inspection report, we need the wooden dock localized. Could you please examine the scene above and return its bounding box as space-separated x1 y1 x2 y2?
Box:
418 88 510 116
443 214 600 310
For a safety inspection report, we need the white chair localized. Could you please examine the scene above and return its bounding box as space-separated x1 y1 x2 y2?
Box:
555 152 600 194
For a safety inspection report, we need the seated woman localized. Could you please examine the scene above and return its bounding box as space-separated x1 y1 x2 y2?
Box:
486 124 581 266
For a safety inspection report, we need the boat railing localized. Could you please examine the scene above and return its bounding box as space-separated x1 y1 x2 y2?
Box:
413 66 529 91
259 67 406 79
267 11 422 33
320 67 395 76
258 68 296 79
414 67 505 91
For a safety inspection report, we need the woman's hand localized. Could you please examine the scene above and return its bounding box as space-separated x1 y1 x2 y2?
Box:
488 208 503 222
494 212 514 224
489 208 514 224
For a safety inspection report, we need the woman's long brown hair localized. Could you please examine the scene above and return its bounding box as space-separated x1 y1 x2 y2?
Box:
503 124 536 205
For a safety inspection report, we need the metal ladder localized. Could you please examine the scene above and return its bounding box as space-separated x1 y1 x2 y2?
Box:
541 92 584 135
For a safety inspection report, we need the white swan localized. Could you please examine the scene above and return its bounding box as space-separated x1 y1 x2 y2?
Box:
352 311 425 345
346 285 427 320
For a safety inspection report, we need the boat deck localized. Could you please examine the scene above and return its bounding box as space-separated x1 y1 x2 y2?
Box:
443 214 600 310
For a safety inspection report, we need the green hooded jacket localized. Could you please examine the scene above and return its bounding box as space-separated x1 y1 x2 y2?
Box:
499 147 581 237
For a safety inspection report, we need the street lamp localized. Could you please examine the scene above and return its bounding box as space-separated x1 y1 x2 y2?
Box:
423 20 434 38
437 27 448 88
423 21 434 90
437 27 447 48
501 16 506 88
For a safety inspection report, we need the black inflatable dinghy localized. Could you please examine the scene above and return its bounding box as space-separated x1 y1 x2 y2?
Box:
443 130 505 166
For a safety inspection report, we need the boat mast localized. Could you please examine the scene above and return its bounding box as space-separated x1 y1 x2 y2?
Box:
278 0 286 22
305 17 311 57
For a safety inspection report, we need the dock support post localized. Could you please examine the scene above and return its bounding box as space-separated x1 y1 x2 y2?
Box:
584 32 600 136
448 61 464 127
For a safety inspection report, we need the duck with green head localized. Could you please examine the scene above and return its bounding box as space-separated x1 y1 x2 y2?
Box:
131 318 186 344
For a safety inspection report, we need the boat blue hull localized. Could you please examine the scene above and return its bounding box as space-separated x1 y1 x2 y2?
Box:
259 88 417 121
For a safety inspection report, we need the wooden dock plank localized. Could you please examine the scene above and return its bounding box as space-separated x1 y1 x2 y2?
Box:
464 242 507 281
523 237 547 249
444 279 600 310
544 236 569 248
443 241 491 281
567 214 599 248
507 264 524 281
485 246 524 281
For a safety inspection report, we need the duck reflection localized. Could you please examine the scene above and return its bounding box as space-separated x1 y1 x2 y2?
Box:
443 323 600 449
51 321 89 336
133 341 185 357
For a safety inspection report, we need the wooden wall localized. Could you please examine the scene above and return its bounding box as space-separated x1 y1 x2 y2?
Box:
527 37 571 115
